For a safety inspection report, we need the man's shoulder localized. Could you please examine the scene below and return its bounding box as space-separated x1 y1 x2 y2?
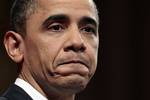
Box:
1 84 32 100
0 97 8 100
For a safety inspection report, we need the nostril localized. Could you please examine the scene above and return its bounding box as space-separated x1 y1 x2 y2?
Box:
64 43 86 52
64 46 73 52
79 44 86 52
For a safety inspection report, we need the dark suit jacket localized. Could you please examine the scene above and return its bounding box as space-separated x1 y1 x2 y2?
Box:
0 84 32 100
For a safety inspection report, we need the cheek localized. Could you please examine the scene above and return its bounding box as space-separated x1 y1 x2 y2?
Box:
36 40 65 75
37 43 59 68
40 45 56 69
86 42 99 74
24 37 59 76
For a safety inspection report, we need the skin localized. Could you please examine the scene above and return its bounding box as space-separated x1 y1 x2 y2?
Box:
4 0 99 100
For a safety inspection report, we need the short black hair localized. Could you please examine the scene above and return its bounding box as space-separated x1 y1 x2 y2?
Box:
10 0 37 35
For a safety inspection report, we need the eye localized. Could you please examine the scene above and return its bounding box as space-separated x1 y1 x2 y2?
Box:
47 23 64 32
80 26 96 35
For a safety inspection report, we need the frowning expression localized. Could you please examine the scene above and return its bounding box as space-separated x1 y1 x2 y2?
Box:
23 0 99 94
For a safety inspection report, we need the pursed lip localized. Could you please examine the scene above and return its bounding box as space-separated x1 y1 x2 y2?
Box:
57 59 89 68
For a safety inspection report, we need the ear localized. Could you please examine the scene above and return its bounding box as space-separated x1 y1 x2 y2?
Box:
3 31 24 63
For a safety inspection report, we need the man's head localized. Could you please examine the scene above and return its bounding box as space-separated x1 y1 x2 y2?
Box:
4 0 99 98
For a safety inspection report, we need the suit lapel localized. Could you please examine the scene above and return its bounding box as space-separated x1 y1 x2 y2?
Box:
2 84 32 100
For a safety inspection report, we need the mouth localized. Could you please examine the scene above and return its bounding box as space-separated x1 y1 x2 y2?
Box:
55 59 90 76
57 60 89 68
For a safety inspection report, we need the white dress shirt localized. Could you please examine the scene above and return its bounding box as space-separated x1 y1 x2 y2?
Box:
15 78 48 100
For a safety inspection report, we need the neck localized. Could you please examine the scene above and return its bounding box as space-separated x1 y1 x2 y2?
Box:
18 74 76 100
47 94 75 100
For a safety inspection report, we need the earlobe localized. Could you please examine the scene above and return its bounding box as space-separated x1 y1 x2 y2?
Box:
4 31 24 63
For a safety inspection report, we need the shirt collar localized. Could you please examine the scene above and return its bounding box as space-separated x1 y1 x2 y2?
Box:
15 78 48 100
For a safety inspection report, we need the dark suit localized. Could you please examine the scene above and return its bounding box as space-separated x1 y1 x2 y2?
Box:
0 84 32 100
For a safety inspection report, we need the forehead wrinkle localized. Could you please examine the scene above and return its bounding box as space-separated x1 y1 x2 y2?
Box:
43 1 96 16
38 0 96 13
31 0 99 28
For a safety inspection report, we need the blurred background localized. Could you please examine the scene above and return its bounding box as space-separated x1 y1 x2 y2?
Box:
0 0 150 100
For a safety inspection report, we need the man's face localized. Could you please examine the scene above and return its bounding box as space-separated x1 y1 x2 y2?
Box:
23 0 99 93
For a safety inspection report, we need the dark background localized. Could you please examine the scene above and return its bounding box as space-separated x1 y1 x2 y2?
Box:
0 0 150 100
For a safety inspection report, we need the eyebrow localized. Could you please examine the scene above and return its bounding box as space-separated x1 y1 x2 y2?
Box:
42 14 98 29
42 14 69 27
79 16 98 28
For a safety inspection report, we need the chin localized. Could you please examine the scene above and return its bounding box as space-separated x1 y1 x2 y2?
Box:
56 74 90 94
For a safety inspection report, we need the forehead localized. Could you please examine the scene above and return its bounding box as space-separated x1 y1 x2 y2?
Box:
38 0 94 8
36 0 98 21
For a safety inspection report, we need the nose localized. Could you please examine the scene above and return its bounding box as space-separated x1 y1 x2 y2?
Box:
64 29 86 52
